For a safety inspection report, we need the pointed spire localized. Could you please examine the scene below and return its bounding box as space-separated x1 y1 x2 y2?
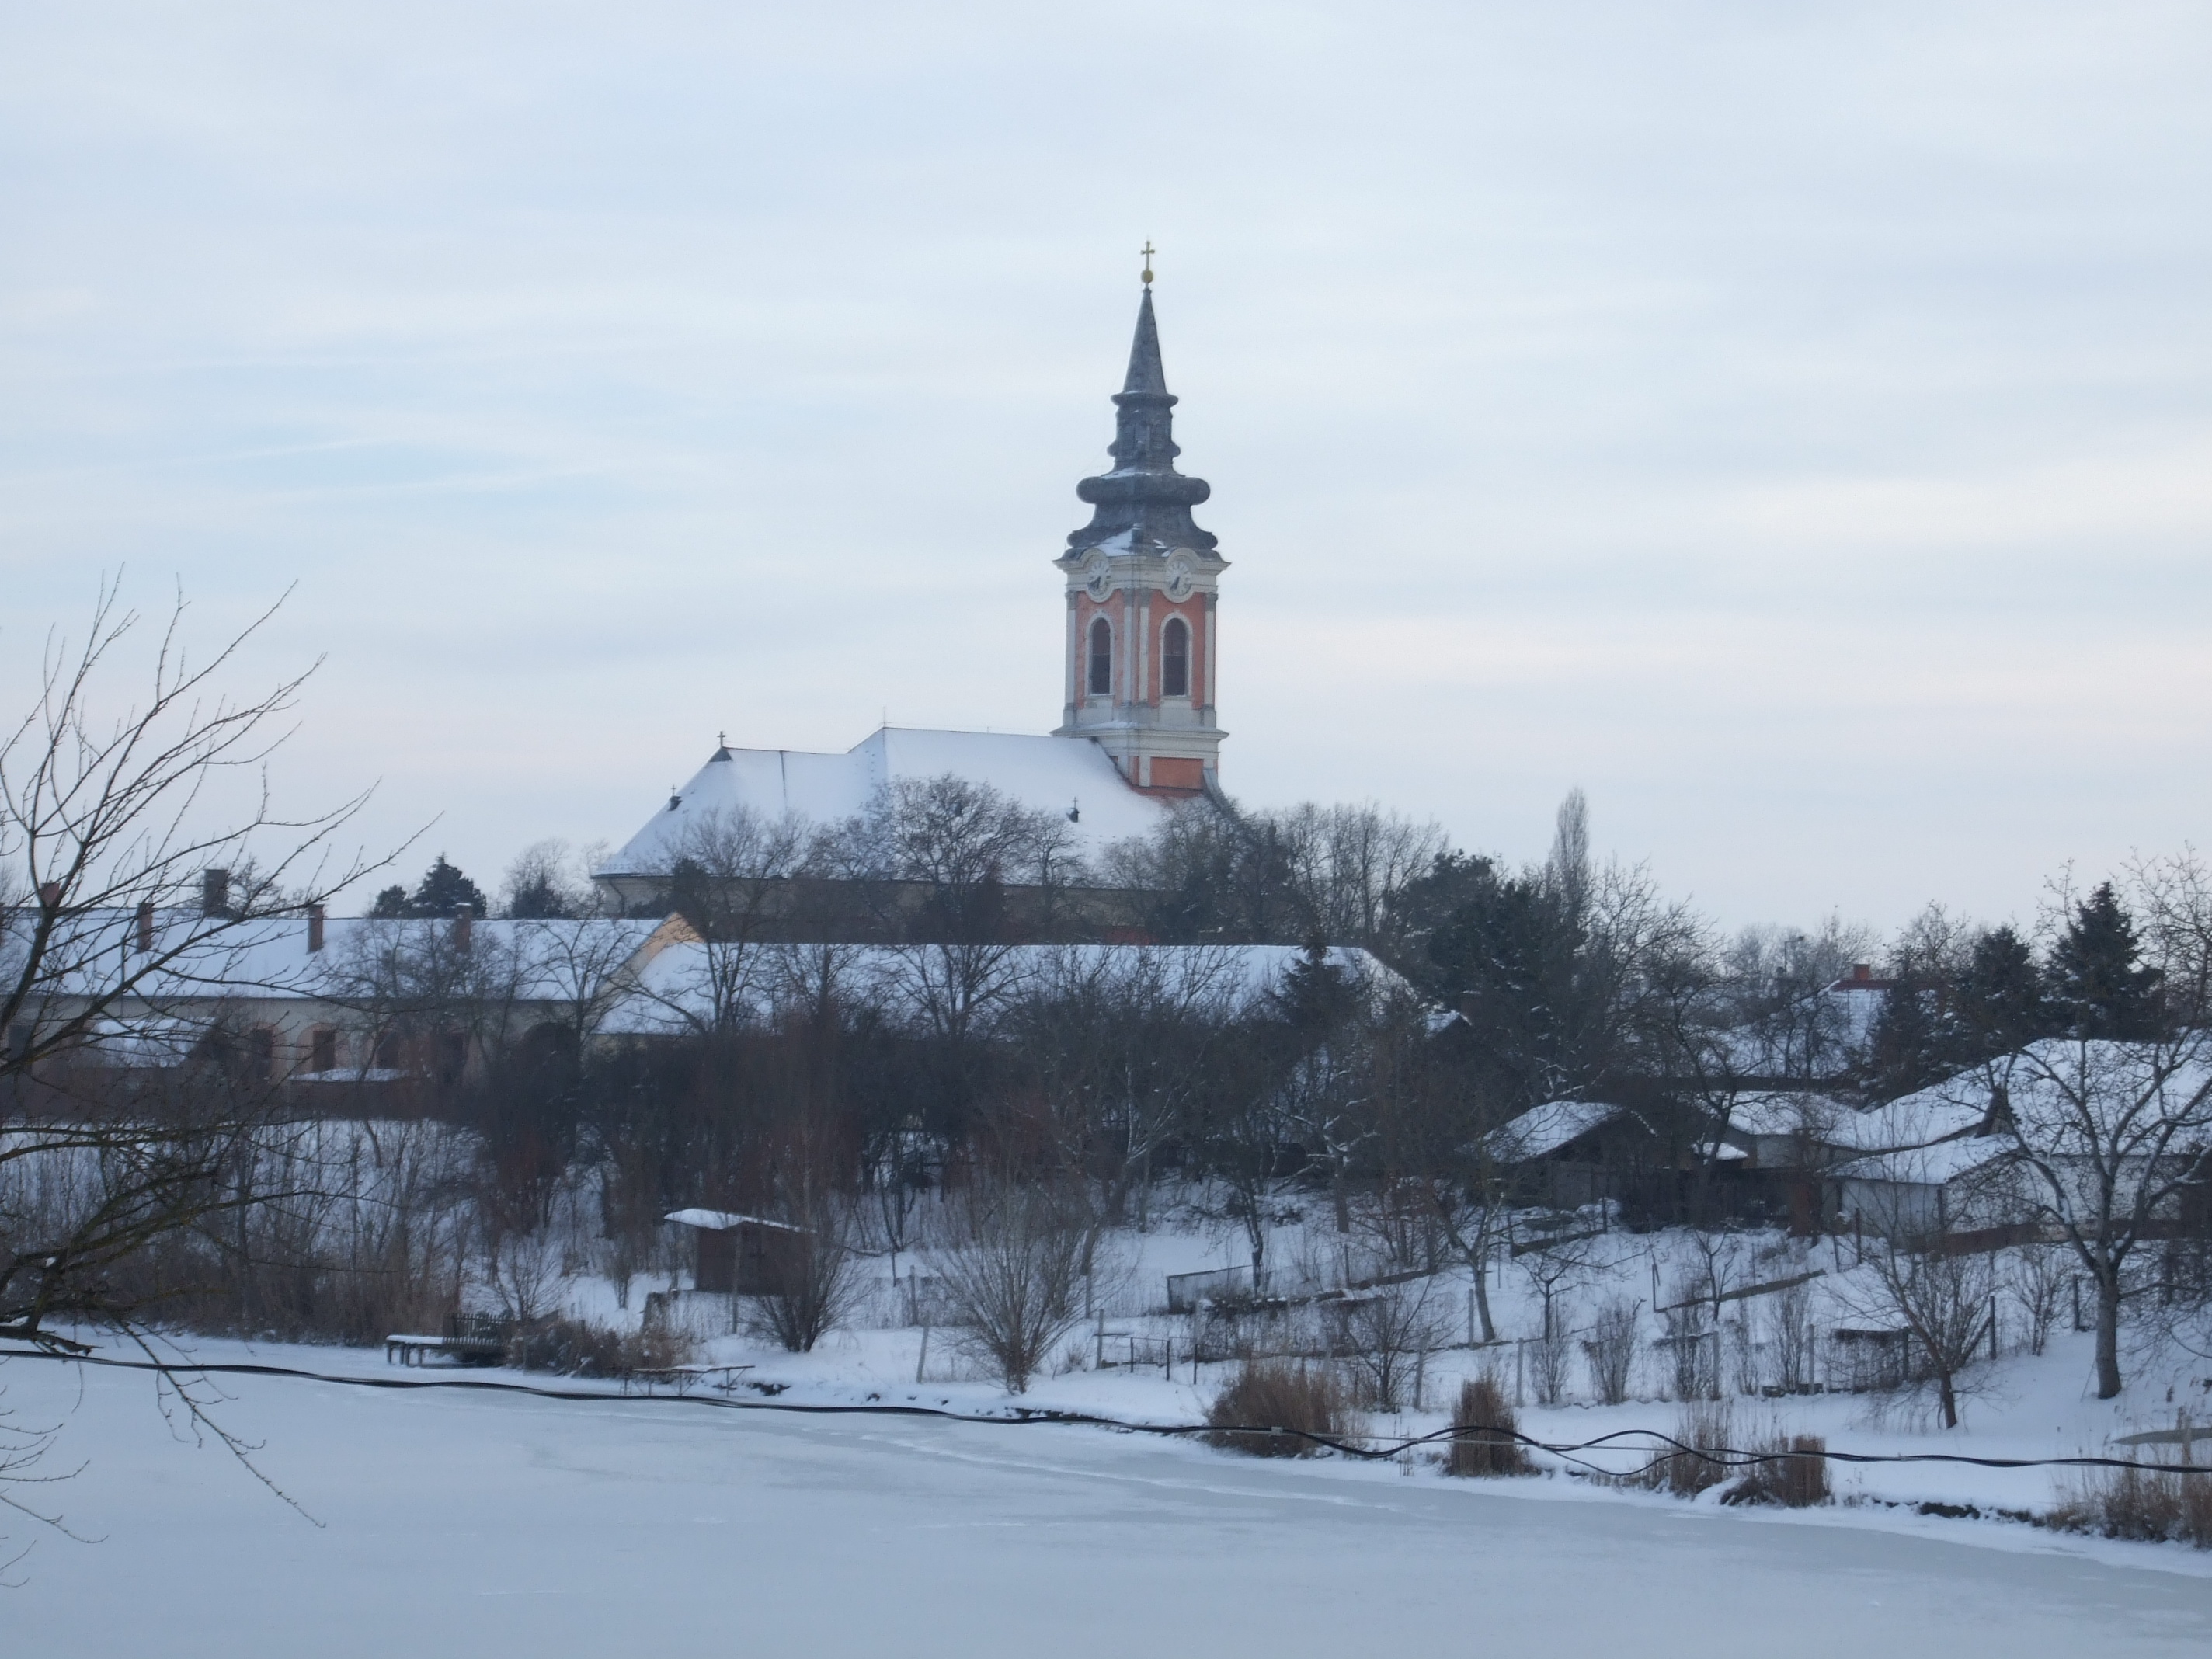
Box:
1122 288 1169 398
1066 287 1216 556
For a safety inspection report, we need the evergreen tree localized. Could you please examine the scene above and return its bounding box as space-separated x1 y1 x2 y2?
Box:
402 855 488 920
500 840 584 919
1271 937 1359 1038
1417 860 1588 1107
1950 925 2046 1056
1390 850 1504 996
504 871 573 920
369 884 409 919
1866 957 1946 1098
2049 883 2162 1039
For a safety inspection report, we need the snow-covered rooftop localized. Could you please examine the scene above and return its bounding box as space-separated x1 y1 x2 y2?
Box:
664 1209 802 1233
1995 1038 2212 1146
1722 1088 1986 1154
596 727 1171 878
19 913 669 1004
1828 1136 2011 1188
1487 1099 1638 1162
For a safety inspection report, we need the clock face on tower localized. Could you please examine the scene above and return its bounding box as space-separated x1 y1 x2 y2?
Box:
1163 550 1196 602
1081 549 1113 601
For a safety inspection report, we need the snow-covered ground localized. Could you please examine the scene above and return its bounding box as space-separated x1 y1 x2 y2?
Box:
4 1334 2211 1657
9 1209 2212 1654
586 1210 2212 1522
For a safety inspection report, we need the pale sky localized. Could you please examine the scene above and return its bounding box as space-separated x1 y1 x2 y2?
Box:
3 2 2209 932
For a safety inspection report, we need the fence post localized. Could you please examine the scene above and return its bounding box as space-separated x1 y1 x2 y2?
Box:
1515 1337 1525 1407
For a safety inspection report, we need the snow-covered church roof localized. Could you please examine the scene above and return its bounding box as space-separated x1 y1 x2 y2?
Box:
598 727 1171 878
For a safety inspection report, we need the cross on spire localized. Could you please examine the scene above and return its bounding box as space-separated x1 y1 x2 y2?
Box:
1140 242 1155 286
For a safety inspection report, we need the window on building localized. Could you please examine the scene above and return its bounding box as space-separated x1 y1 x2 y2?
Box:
248 1026 275 1083
310 1028 337 1074
1162 617 1190 698
374 1032 402 1072
1087 617 1112 697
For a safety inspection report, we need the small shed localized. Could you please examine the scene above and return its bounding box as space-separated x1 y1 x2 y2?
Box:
1483 1100 1654 1208
1828 1136 2015 1243
665 1209 810 1296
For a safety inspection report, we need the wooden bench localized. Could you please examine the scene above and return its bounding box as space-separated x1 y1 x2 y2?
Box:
385 1332 504 1367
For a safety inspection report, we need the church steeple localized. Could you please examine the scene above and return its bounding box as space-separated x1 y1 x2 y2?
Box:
1055 278 1228 796
1067 289 1217 558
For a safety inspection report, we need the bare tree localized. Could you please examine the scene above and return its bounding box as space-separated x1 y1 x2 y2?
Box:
924 1179 1088 1393
744 1213 862 1354
485 1225 565 1333
2 581 391 1353
1192 1023 1302 1282
1657 1236 1752 1403
1333 1278 1447 1412
826 777 1076 1044
744 1128 864 1354
512 916 657 1055
1259 801 1448 958
1836 1234 1996 1428
1768 1280 1818 1393
646 805 811 1035
1968 1035 2212 1398
1007 944 1240 1271
1582 1296 1642 1405
499 838 614 920
1518 1230 1607 1406
2009 1243 2068 1358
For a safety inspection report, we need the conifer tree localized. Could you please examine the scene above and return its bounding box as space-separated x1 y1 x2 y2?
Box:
1950 924 2047 1056
1866 957 1945 1097
401 854 488 919
2050 882 2163 1039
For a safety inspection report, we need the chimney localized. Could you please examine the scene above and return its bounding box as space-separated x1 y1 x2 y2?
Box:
308 903 325 955
201 868 230 918
37 882 61 910
1850 963 1873 984
453 911 472 952
136 901 155 953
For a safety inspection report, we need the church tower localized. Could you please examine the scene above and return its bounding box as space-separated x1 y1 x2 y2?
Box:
1055 278 1228 796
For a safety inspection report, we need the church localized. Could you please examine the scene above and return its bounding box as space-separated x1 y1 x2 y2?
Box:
595 274 1230 899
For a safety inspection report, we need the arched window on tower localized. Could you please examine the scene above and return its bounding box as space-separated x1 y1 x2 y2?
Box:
1162 616 1190 698
1088 617 1113 697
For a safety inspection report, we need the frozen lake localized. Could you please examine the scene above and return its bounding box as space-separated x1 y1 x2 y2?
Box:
6 1349 2211 1657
